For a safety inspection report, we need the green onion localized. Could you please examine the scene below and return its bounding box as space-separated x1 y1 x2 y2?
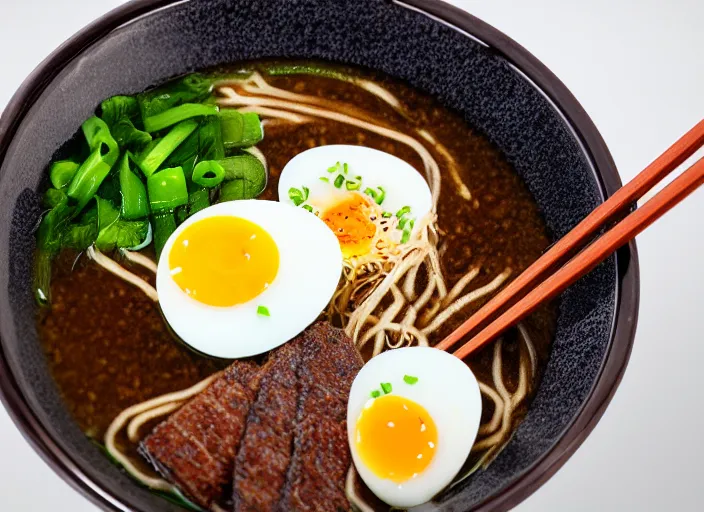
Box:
67 116 120 213
118 153 149 220
400 220 414 244
327 161 341 173
192 160 225 188
380 382 392 394
220 110 263 148
345 176 362 191
370 390 381 399
136 119 199 177
364 186 386 205
143 103 219 133
137 73 214 120
319 177 329 183
288 187 306 206
343 162 349 174
257 305 270 317
382 211 392 218
147 166 189 213
333 174 345 188
403 375 419 385
398 215 412 230
66 150 114 214
49 160 79 189
396 205 411 218
302 205 313 213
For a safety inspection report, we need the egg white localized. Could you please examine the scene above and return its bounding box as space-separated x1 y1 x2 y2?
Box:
347 347 482 508
156 200 342 359
278 145 432 230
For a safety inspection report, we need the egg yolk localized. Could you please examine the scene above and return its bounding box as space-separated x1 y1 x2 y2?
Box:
320 194 377 258
355 394 438 483
168 216 279 307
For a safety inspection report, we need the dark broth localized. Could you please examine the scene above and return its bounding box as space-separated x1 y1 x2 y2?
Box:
38 61 555 455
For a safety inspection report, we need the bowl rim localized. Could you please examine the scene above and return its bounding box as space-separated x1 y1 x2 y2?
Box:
0 0 640 511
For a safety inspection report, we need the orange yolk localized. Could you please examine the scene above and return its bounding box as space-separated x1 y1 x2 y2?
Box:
320 194 377 258
168 216 279 307
355 395 438 483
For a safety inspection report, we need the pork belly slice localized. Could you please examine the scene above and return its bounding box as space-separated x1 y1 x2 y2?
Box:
233 340 303 511
140 360 262 508
279 322 364 512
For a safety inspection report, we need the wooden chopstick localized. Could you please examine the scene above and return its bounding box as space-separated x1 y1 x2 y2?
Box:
437 119 704 357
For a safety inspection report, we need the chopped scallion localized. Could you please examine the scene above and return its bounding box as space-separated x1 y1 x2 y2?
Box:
345 176 362 191
302 205 313 213
327 161 341 173
370 390 381 398
302 186 310 200
364 186 386 205
403 375 419 385
380 382 392 394
382 211 393 218
396 205 411 218
288 187 306 206
343 162 349 174
319 177 329 183
333 174 345 188
257 305 270 317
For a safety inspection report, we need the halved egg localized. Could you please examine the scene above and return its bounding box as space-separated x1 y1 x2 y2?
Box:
156 200 342 358
347 347 482 508
278 145 432 261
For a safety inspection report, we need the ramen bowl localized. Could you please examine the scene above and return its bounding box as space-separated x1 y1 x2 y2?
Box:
0 0 638 510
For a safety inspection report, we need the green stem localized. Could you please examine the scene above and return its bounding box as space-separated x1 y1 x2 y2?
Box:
136 120 199 177
49 161 79 189
118 154 149 220
144 103 219 133
147 166 189 213
152 212 177 260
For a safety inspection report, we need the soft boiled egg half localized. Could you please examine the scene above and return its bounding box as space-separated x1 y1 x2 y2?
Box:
347 347 482 508
156 200 342 358
278 145 432 262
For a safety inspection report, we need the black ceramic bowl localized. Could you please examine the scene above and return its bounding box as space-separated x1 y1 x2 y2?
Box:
0 0 638 511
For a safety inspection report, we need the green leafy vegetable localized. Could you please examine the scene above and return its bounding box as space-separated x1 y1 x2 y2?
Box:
94 197 149 252
144 103 219 133
380 382 392 394
403 375 419 385
43 188 68 209
152 212 177 259
220 110 263 148
111 118 152 151
100 95 139 127
118 154 149 220
192 160 225 188
34 192 72 304
147 166 189 213
257 305 270 317
137 73 213 120
49 161 79 189
136 119 199 177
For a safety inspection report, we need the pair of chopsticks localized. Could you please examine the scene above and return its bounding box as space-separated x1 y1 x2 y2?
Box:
438 119 704 359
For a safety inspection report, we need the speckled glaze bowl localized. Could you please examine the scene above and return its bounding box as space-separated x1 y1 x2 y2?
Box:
0 0 638 510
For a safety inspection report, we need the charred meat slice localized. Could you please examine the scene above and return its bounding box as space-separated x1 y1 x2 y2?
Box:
279 322 364 512
233 339 303 511
140 360 261 508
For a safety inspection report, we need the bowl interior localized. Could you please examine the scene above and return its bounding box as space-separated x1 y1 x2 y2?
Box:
0 0 621 510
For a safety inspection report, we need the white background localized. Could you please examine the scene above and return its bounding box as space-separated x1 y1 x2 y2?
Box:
1 0 702 510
